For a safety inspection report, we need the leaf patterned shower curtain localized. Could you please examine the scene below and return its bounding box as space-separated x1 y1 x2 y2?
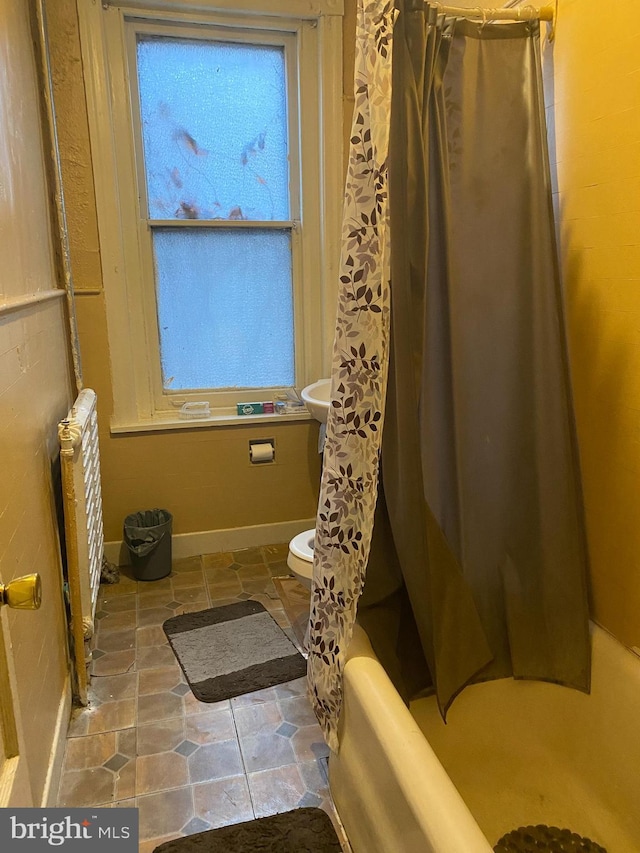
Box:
308 0 591 752
307 0 395 752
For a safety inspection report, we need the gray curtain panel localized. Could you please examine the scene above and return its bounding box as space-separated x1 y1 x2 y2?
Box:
361 1 591 715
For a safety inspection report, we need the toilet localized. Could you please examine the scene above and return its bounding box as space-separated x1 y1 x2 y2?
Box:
287 528 314 589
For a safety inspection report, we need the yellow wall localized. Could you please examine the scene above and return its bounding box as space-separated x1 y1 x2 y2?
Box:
0 0 74 802
547 0 640 646
45 0 361 543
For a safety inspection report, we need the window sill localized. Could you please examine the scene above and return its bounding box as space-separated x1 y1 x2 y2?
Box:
110 409 314 434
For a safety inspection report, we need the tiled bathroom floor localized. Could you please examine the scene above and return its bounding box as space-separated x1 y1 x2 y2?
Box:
56 544 349 852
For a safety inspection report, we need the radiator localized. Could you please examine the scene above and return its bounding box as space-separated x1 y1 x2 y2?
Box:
58 388 104 704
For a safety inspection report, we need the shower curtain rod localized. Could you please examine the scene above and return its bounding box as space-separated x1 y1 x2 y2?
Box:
433 4 554 22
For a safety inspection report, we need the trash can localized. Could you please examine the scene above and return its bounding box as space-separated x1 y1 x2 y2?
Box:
124 509 172 581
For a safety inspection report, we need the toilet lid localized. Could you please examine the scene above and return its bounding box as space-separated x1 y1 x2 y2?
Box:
289 529 315 562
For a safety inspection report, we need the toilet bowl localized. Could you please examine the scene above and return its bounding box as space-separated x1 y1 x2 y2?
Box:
287 528 314 589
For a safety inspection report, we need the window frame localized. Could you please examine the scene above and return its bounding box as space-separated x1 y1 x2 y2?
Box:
127 21 301 409
78 0 343 431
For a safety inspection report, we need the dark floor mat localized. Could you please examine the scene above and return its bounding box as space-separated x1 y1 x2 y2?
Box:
494 824 607 852
152 808 342 852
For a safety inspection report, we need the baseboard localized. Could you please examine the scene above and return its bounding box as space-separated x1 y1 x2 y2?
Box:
41 673 72 807
104 517 316 566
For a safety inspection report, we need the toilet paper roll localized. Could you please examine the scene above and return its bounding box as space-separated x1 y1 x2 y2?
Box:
250 442 274 463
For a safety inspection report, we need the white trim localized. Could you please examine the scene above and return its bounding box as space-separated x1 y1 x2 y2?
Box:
103 0 344 16
110 408 312 433
105 516 315 564
40 674 72 807
318 13 343 371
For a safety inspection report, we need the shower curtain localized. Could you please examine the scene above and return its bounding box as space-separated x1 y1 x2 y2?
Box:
308 0 591 752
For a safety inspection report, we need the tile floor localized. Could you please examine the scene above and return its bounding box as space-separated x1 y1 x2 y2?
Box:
56 544 349 852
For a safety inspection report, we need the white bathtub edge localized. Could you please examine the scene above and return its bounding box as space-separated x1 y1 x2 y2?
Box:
329 625 493 853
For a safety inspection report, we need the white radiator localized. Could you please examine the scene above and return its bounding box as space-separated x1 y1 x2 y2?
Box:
58 388 104 704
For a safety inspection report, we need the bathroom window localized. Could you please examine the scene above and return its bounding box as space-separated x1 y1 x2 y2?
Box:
78 0 343 428
132 30 296 395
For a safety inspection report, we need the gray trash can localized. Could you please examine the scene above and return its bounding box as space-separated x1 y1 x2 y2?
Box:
124 509 172 581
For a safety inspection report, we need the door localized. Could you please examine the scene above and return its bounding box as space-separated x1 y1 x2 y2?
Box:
0 574 43 806
0 609 34 807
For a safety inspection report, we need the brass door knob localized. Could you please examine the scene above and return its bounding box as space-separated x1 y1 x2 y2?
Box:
0 574 42 610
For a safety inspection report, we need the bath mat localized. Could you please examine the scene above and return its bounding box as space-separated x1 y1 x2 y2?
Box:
494 824 607 852
152 808 342 852
162 600 307 702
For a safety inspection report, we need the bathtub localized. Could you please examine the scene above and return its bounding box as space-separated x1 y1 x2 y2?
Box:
329 623 640 852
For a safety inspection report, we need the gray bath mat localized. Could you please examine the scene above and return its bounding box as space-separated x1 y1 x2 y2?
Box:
152 808 342 852
162 600 307 702
494 825 607 852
